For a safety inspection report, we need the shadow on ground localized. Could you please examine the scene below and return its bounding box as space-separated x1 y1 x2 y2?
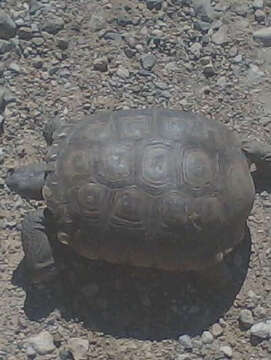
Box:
12 228 251 340
252 171 271 193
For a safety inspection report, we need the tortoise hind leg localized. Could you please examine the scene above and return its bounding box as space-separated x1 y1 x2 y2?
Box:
21 209 57 285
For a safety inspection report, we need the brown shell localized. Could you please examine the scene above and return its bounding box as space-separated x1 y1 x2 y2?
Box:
43 109 255 271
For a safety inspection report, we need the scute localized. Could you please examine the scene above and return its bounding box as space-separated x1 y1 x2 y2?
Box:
97 143 134 187
183 149 216 189
159 191 225 232
109 187 146 229
139 143 175 195
116 112 152 140
75 182 108 221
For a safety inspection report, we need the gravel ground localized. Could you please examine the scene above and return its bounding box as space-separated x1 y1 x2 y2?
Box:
1 0 271 359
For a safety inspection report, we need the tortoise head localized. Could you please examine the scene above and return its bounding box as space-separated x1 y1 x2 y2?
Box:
6 163 47 201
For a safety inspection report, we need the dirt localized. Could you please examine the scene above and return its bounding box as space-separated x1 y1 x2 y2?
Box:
1 0 271 359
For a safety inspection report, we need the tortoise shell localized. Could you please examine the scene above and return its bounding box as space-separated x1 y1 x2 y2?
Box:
43 109 255 271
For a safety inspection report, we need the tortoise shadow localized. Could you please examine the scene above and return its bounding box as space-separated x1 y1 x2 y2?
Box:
12 259 66 321
252 171 271 193
12 228 251 340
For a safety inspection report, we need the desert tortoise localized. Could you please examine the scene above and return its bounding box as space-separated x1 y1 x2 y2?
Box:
7 109 264 283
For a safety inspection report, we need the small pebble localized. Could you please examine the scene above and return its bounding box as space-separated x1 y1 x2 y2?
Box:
26 345 36 359
178 334 192 350
68 338 89 360
239 309 254 330
211 323 223 337
93 57 108 72
220 345 233 358
141 54 156 70
201 331 214 344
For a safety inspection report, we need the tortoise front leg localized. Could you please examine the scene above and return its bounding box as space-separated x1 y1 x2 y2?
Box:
21 209 57 285
242 139 271 178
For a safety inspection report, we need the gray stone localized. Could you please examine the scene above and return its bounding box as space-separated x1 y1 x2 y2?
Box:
68 338 89 360
194 20 210 32
239 309 254 330
93 57 108 72
0 11 16 40
253 27 271 47
26 345 36 358
201 330 214 344
31 37 45 47
89 9 106 32
25 331 56 355
103 32 122 42
203 63 215 77
247 64 265 83
253 0 264 9
141 54 156 70
146 0 163 11
159 90 171 99
31 23 39 33
178 334 192 350
192 0 215 23
29 0 44 15
0 40 13 54
212 25 228 45
250 321 271 340
255 9 265 23
116 66 130 79
8 62 20 73
154 81 169 90
189 42 202 58
56 37 69 50
17 27 33 40
0 86 16 113
232 55 242 64
124 47 136 58
41 16 64 35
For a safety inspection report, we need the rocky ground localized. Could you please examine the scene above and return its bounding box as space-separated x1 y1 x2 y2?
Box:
1 0 271 359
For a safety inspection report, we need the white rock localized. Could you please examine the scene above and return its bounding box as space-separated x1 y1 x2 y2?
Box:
178 334 192 350
25 331 55 355
253 0 264 9
220 345 233 358
250 322 271 339
201 330 214 344
68 337 89 360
